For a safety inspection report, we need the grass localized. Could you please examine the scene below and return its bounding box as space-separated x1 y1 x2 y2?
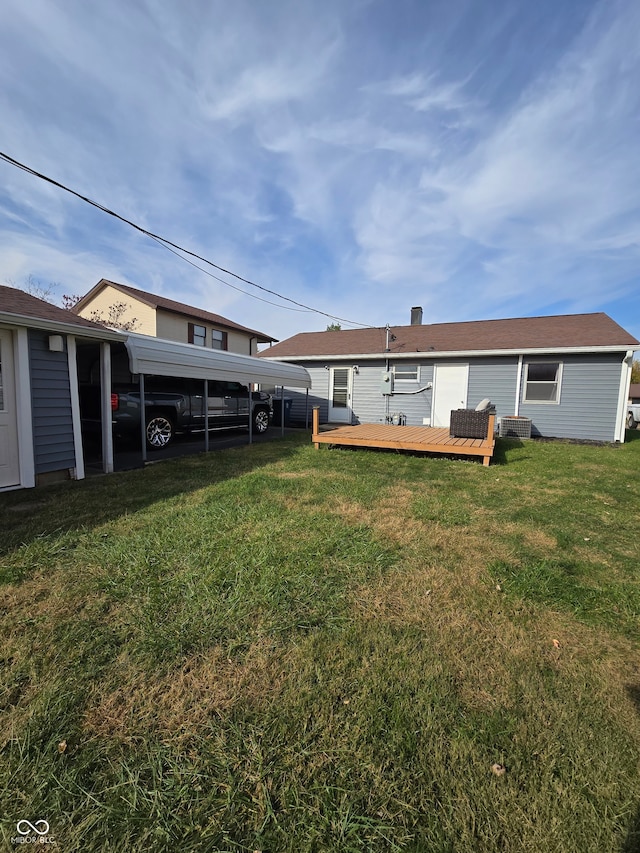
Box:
1 430 640 851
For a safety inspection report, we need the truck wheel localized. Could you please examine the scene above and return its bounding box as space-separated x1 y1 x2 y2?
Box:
628 412 638 430
253 408 270 434
146 415 174 449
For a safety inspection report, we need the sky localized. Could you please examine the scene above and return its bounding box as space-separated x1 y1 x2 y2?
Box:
1 0 640 346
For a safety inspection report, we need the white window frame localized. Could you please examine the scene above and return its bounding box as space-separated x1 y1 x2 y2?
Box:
393 363 420 382
523 361 563 404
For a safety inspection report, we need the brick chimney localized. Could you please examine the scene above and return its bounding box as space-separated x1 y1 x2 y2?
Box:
410 306 423 325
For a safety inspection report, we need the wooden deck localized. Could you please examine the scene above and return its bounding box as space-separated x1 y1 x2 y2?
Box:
312 409 496 466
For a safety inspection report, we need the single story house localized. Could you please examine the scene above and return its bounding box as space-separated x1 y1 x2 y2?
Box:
73 279 276 355
0 286 310 491
261 310 639 443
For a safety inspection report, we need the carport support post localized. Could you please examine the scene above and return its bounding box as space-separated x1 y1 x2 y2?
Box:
248 386 253 444
281 386 285 436
305 389 309 430
204 379 209 452
139 373 147 464
100 342 114 474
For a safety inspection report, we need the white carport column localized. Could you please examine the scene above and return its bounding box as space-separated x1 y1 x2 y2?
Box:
204 379 209 452
100 342 114 474
248 386 253 444
139 373 147 463
280 387 285 436
66 336 85 481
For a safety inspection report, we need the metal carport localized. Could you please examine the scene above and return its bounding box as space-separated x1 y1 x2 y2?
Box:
97 333 312 468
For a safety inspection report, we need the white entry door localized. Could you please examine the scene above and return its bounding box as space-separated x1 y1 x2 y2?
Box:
432 363 469 427
0 329 21 488
328 367 353 423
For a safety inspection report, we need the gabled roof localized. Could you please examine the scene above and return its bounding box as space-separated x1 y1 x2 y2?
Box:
262 313 638 360
0 285 123 340
74 279 276 343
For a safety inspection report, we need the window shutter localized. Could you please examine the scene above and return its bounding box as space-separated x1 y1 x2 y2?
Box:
188 323 194 344
222 331 228 351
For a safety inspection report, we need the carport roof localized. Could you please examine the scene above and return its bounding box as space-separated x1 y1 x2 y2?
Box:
124 332 311 388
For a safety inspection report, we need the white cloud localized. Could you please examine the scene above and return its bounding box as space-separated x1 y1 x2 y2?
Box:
0 0 639 343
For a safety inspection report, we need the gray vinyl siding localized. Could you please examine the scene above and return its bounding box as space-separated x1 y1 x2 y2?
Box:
285 360 435 426
276 351 625 442
29 330 76 474
354 361 388 424
286 365 331 423
380 362 433 426
467 357 518 421
520 354 623 441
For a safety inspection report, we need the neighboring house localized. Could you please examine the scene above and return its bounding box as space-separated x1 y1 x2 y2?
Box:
0 285 124 490
629 383 640 404
261 310 639 443
73 279 276 355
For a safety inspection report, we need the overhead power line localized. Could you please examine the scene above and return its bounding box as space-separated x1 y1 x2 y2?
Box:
0 151 370 328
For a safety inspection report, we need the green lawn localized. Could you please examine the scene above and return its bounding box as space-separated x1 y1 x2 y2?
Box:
1 431 640 852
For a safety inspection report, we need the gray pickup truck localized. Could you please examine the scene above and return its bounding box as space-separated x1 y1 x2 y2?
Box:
628 402 640 430
81 376 273 449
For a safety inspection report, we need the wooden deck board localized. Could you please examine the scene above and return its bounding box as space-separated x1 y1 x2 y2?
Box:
312 412 496 466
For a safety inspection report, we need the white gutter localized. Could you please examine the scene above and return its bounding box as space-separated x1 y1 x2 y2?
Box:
262 345 636 362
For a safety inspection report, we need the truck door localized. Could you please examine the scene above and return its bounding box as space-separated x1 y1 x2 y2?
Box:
206 380 238 427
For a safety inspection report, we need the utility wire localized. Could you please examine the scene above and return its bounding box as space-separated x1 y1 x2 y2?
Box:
148 235 313 313
0 151 370 328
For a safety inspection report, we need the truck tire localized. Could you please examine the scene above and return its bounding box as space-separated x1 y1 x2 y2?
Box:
253 408 270 434
627 412 638 430
146 415 174 449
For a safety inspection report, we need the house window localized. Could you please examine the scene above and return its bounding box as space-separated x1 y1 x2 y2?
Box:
212 329 228 351
188 323 206 347
523 362 562 403
394 364 419 382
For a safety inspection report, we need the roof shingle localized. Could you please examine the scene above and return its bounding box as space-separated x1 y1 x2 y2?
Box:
0 285 108 330
262 313 638 359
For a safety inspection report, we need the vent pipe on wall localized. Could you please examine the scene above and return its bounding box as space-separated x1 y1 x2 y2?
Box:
411 306 423 325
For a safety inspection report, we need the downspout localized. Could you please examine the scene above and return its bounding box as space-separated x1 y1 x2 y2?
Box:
385 325 391 423
514 355 524 417
615 351 634 442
